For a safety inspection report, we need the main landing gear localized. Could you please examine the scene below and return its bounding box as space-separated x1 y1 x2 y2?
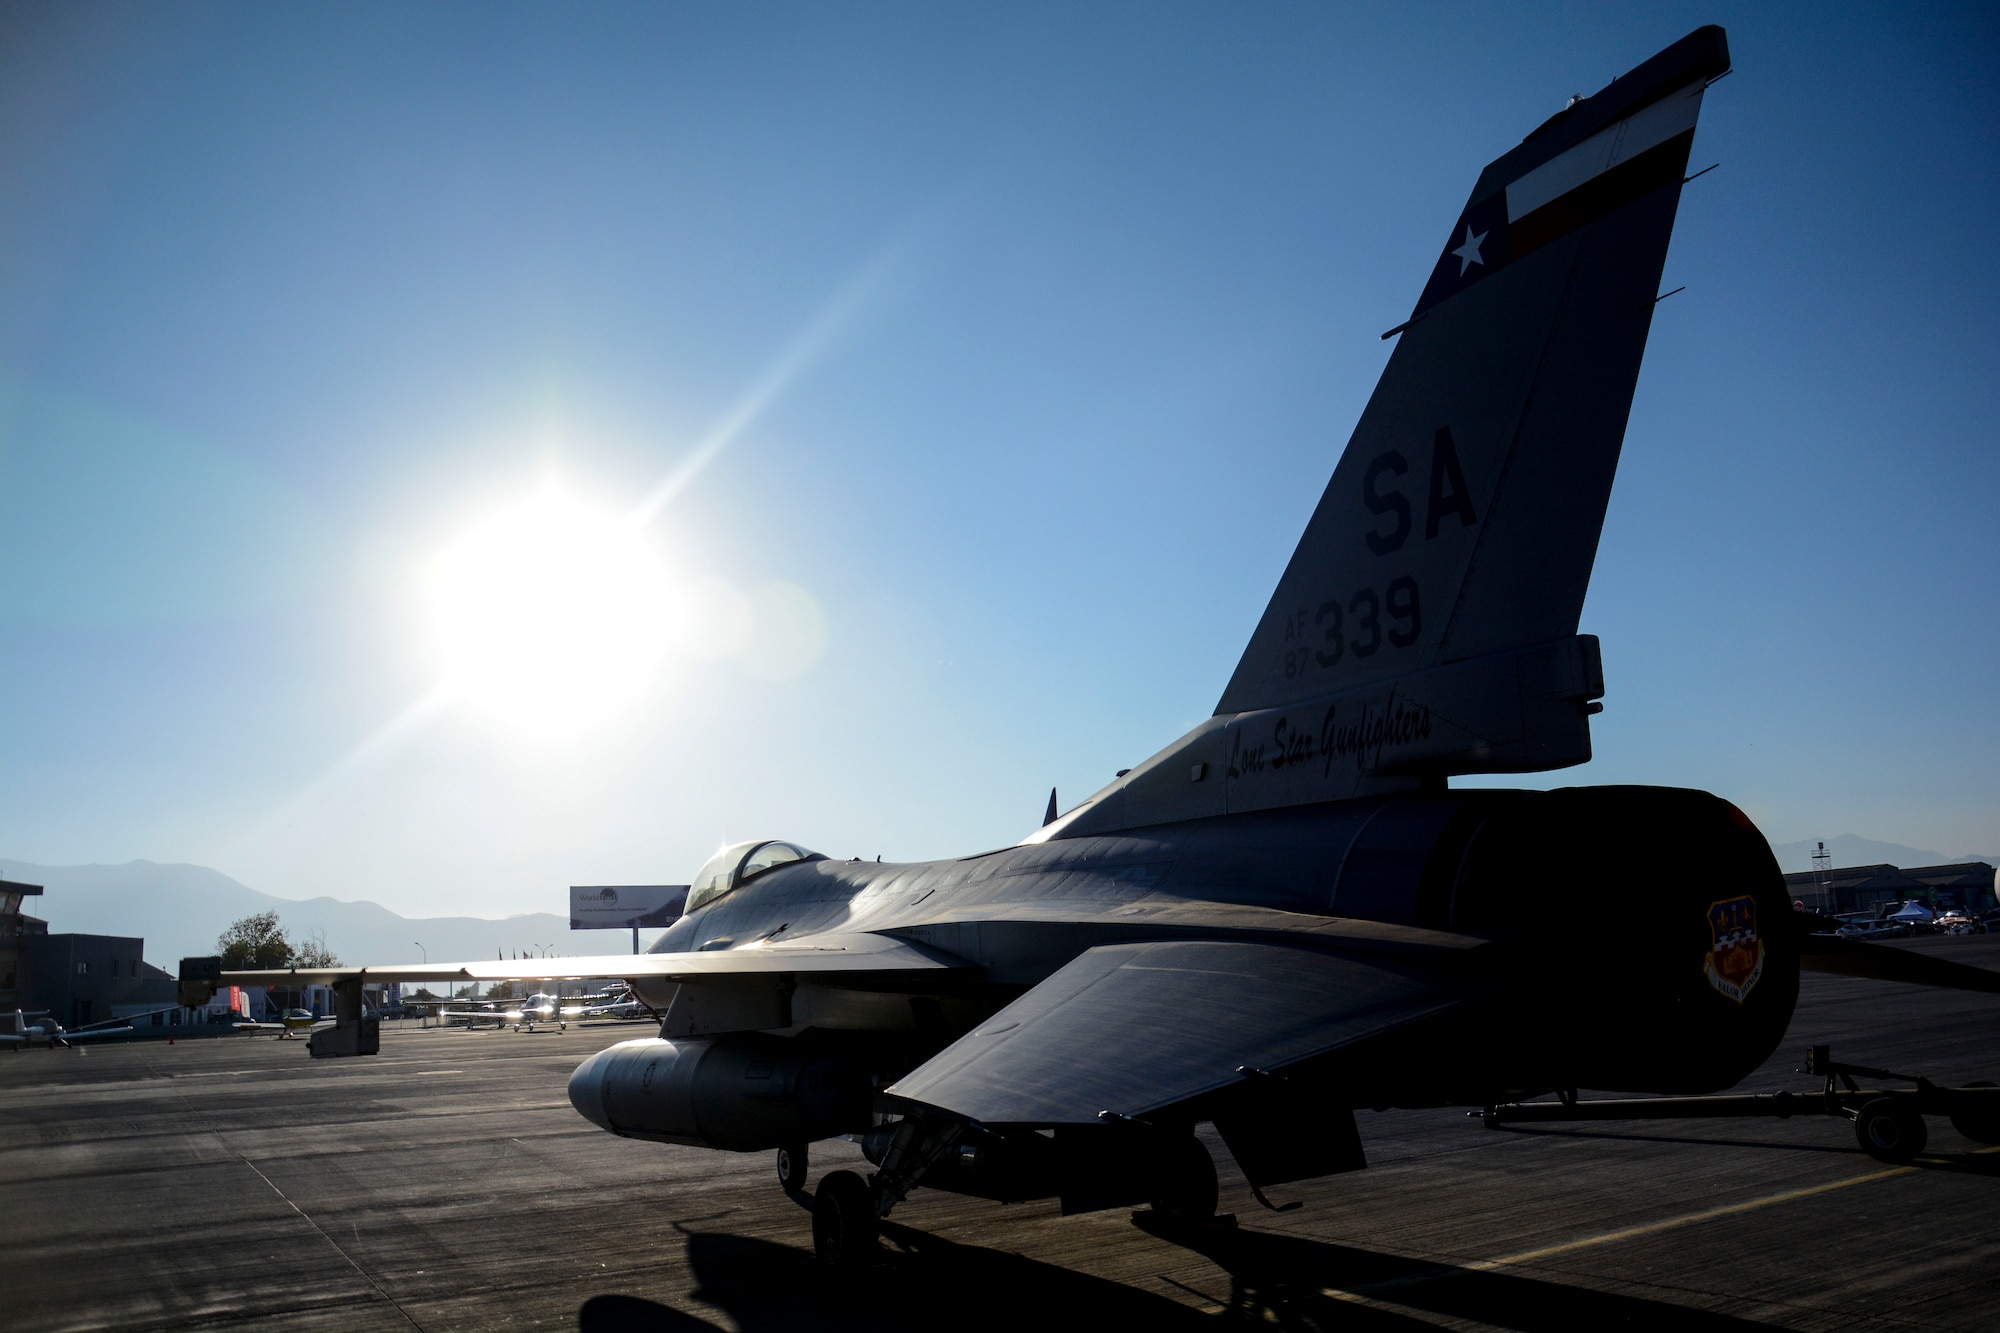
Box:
802 1116 1223 1268
1146 1133 1220 1224
811 1170 878 1268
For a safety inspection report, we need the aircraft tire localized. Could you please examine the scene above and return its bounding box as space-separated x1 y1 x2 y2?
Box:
777 1142 809 1192
1949 1082 2000 1144
812 1170 877 1268
1854 1098 1927 1162
1148 1134 1219 1223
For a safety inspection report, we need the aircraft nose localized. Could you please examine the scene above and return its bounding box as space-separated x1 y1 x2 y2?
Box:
568 1047 614 1132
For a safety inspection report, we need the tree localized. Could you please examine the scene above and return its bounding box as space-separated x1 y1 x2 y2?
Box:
216 915 340 969
218 912 294 970
294 928 340 969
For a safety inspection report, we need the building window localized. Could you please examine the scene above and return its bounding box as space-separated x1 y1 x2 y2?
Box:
76 961 88 975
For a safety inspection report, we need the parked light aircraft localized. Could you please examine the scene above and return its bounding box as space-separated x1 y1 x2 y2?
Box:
185 27 2000 1267
497 992 576 1032
233 1008 330 1039
435 1002 509 1030
578 989 653 1021
5 1009 136 1050
412 991 584 1031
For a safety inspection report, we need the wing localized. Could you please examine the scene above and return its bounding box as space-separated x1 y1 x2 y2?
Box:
885 938 1460 1126
210 931 972 989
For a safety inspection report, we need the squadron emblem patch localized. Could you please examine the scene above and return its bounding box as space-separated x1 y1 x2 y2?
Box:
1704 895 1764 1003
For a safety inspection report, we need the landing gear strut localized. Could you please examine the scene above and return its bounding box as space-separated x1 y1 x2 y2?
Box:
810 1110 963 1267
1147 1134 1219 1223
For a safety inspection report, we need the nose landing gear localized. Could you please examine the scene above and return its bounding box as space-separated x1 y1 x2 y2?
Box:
776 1141 810 1193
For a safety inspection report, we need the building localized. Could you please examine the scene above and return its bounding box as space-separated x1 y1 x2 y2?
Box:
17 933 178 1028
1904 863 2000 910
2 879 47 1010
1783 861 1998 917
2 879 273 1033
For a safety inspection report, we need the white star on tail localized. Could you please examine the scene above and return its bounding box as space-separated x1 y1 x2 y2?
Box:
1451 224 1488 276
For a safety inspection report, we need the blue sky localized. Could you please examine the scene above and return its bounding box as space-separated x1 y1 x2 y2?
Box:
2 3 1994 918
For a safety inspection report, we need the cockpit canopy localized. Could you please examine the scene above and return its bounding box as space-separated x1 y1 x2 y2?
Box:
685 839 824 914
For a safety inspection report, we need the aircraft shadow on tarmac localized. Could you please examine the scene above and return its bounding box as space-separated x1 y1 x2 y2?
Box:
576 1219 1210 1332
1130 1214 1791 1332
574 1205 1793 1332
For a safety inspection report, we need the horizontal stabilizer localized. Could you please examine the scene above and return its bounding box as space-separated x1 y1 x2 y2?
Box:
884 939 1459 1125
1798 936 2000 994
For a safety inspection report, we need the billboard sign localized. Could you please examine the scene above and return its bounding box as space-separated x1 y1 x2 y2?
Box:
569 885 689 931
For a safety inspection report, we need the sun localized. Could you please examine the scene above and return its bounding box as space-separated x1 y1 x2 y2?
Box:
427 488 676 734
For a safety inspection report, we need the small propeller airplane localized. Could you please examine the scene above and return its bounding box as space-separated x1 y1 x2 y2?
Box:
409 991 588 1032
5 1009 138 1050
232 1008 331 1039
576 988 653 1021
181 25 2000 1268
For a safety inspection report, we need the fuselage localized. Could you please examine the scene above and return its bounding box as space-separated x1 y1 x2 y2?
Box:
642 786 1797 1105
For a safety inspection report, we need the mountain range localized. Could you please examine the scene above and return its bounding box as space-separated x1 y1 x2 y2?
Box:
0 858 649 973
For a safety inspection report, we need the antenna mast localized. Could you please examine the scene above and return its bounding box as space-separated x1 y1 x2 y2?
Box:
1811 840 1835 916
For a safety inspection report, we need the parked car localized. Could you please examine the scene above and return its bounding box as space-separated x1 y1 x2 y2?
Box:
1836 920 1911 941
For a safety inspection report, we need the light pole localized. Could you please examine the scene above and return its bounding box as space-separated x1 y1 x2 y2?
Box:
414 942 426 963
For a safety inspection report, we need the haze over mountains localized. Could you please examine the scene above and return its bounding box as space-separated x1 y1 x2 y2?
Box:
0 859 653 972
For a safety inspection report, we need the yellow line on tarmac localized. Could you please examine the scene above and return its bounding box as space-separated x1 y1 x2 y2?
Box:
1319 1146 1998 1306
1477 1144 1999 1272
1469 1164 1914 1270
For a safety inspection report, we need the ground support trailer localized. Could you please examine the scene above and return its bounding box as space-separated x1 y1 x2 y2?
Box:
1480 1046 2000 1163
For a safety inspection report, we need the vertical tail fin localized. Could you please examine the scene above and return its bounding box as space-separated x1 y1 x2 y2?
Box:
1036 29 1728 842
1219 27 1727 718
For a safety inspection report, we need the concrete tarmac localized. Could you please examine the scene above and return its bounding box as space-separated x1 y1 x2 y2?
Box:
4 936 1998 1332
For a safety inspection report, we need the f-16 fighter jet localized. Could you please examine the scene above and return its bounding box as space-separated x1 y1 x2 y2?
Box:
183 27 2000 1267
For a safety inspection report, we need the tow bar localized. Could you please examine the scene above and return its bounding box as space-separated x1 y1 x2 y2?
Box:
1478 1046 2000 1163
